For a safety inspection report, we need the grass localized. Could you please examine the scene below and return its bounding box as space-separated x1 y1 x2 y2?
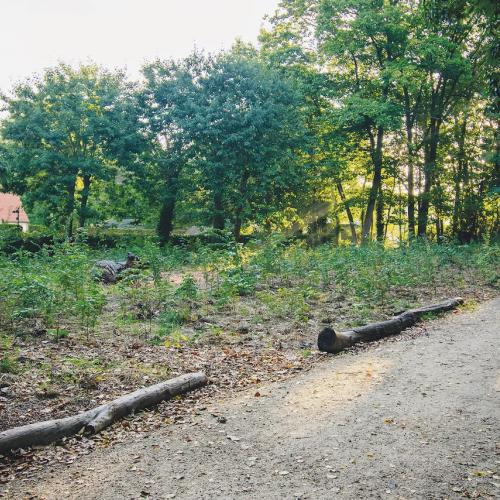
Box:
0 238 498 430
0 239 498 340
0 355 19 374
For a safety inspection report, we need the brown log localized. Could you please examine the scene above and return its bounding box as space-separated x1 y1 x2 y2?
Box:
0 372 207 454
318 298 463 354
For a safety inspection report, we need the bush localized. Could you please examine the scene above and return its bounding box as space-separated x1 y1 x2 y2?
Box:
0 225 56 254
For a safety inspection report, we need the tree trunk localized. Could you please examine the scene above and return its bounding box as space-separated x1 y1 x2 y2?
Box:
418 118 441 237
233 214 242 241
490 125 500 242
318 298 463 354
0 372 207 454
452 117 468 237
435 217 444 243
361 126 384 244
336 181 357 244
78 174 92 228
158 195 176 245
403 89 416 239
376 185 384 242
158 160 182 245
158 171 180 245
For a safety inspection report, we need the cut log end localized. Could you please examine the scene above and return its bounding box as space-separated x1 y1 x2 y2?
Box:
317 327 337 353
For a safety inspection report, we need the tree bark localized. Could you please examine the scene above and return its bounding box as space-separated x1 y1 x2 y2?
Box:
361 126 384 244
158 178 179 245
158 196 176 245
336 181 357 245
403 88 417 239
0 372 207 454
157 158 182 245
418 117 441 237
318 298 463 354
376 185 384 242
452 116 468 237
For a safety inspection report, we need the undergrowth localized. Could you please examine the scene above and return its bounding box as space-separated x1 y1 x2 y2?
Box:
0 239 498 344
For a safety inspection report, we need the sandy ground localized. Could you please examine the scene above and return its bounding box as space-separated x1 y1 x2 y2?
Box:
3 298 499 499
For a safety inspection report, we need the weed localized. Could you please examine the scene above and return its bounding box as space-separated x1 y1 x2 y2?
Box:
0 355 19 374
175 275 198 300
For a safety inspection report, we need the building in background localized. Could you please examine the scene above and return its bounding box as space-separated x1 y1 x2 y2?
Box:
0 193 29 232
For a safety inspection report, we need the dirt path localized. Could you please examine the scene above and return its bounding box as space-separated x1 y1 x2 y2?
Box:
3 298 499 499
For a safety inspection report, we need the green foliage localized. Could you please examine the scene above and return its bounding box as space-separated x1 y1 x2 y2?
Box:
0 237 497 355
0 243 105 335
140 49 308 241
175 275 198 300
0 355 19 374
1 63 142 235
218 267 258 298
257 287 312 321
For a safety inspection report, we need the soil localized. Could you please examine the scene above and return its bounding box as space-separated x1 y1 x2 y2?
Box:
2 297 498 499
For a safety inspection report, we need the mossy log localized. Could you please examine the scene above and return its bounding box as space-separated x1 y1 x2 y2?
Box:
318 298 464 354
0 372 207 454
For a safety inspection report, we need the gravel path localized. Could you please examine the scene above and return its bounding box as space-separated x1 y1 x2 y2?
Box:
3 298 499 499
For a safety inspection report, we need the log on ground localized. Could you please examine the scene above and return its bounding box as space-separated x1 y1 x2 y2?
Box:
0 371 208 454
318 298 464 354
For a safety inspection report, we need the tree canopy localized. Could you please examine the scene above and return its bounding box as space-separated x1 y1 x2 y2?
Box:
0 0 498 244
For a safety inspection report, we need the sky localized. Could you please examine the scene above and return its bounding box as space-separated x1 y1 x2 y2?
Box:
0 0 280 90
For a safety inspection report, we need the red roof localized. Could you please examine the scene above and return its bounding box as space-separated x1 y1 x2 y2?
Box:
0 193 29 224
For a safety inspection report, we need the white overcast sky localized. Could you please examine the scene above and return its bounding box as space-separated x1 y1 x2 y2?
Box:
0 0 280 91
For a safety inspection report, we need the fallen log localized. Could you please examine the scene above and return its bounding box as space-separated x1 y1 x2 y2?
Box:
0 371 207 454
318 297 464 354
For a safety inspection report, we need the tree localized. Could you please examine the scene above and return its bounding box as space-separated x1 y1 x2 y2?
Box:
142 50 307 241
262 0 497 242
1 64 139 235
262 0 404 243
140 53 206 244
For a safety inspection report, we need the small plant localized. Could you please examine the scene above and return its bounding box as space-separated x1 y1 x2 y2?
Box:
218 266 258 298
163 330 189 348
153 307 191 344
175 275 198 300
257 287 311 321
47 328 70 341
76 285 106 340
0 355 19 374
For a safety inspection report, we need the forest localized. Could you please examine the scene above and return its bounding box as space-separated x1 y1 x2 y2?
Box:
0 0 497 244
0 0 499 484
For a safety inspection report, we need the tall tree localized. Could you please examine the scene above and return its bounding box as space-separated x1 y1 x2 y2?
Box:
140 53 204 244
262 0 403 243
142 50 306 241
1 64 139 235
